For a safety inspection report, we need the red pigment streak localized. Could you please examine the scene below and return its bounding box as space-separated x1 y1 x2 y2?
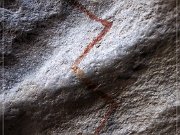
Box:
74 24 112 66
72 66 118 135
73 1 112 27
93 91 118 135
70 1 118 135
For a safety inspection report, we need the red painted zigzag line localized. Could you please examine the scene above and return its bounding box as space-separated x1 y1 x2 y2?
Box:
70 1 118 135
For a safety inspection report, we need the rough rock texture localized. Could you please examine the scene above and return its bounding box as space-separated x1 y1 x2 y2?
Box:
0 0 179 135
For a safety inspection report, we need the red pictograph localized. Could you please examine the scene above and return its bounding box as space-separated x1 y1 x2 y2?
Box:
70 1 118 134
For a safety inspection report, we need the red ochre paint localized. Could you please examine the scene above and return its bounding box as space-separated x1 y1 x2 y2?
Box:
70 1 118 135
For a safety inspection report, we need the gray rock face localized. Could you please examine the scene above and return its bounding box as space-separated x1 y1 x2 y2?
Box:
0 0 179 135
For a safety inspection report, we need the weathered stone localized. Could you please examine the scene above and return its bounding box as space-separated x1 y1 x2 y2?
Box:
0 0 179 135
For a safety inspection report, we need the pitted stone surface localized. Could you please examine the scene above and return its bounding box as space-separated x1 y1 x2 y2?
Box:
0 0 179 135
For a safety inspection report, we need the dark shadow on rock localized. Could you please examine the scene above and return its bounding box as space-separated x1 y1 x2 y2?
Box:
0 33 176 135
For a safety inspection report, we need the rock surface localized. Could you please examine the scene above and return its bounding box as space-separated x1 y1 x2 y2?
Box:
0 0 179 135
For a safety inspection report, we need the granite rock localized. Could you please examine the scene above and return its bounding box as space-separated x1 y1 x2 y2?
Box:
0 0 179 134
